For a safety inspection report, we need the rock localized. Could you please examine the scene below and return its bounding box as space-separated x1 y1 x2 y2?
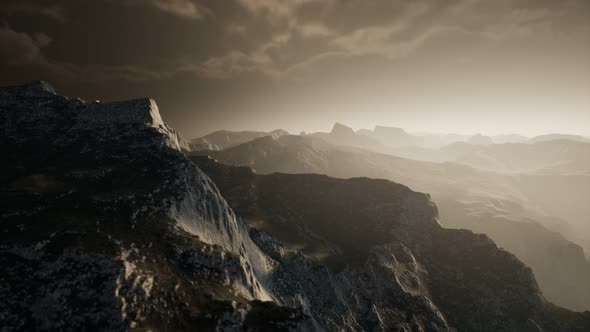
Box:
2 81 589 331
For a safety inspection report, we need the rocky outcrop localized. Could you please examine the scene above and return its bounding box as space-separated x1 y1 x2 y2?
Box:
2 81 589 331
0 82 305 330
193 156 590 331
199 133 590 312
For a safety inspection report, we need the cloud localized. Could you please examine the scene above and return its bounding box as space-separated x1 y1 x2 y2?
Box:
237 0 316 16
0 1 66 21
110 0 211 19
0 27 49 65
33 32 52 47
180 50 275 79
299 23 333 38
43 62 176 82
147 0 211 19
3 0 587 85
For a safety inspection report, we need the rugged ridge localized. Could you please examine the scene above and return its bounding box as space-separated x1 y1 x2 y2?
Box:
2 81 589 331
190 129 288 151
192 155 590 331
196 134 590 312
0 82 309 330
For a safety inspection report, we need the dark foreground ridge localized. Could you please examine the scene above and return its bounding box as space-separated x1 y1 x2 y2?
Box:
1 81 588 331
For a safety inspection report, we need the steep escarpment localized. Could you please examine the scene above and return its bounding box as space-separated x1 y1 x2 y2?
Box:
193 156 590 331
3 81 589 331
0 81 309 330
197 134 590 312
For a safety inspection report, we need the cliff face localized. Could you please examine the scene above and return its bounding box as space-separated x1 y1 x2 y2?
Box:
193 156 590 331
2 81 589 331
0 82 310 331
198 134 590 312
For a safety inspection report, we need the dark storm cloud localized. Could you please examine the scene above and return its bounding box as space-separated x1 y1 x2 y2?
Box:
0 26 50 64
1 0 589 136
0 0 66 21
132 0 212 19
5 0 585 81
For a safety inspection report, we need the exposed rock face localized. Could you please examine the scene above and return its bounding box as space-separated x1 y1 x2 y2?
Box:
193 156 590 331
2 81 589 331
0 82 308 331
199 134 590 312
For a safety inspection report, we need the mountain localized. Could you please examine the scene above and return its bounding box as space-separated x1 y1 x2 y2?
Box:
358 126 475 149
365 125 420 147
190 129 288 151
0 82 310 330
467 134 493 145
196 134 590 312
309 123 382 150
3 81 589 331
491 134 530 144
532 134 590 143
192 156 590 331
391 140 590 175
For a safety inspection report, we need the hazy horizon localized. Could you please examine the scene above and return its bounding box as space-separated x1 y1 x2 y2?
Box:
3 1 590 329
1 0 589 138
190 120 590 139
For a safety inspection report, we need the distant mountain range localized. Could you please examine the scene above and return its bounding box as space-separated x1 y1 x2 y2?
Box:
191 122 590 162
193 156 590 331
390 139 590 174
194 133 590 312
190 129 289 151
3 81 589 330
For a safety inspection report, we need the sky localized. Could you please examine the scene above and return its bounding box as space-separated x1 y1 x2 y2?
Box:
1 0 589 138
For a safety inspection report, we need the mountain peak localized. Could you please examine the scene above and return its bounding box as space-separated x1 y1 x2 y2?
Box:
468 133 493 145
331 122 355 136
1 81 189 151
269 129 289 139
374 125 408 135
82 98 165 129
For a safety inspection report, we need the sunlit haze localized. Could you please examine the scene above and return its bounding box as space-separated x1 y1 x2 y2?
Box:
1 0 589 137
3 1 590 329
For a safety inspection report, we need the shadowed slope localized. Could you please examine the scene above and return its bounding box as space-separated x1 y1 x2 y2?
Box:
193 156 590 331
194 134 590 312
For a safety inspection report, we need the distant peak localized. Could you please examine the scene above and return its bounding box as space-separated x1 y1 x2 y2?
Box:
270 129 289 136
331 122 355 136
467 133 493 145
374 125 408 135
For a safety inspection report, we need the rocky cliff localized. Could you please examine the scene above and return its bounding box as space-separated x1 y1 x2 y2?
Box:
1 81 588 331
193 155 590 331
0 81 308 331
197 134 590 312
